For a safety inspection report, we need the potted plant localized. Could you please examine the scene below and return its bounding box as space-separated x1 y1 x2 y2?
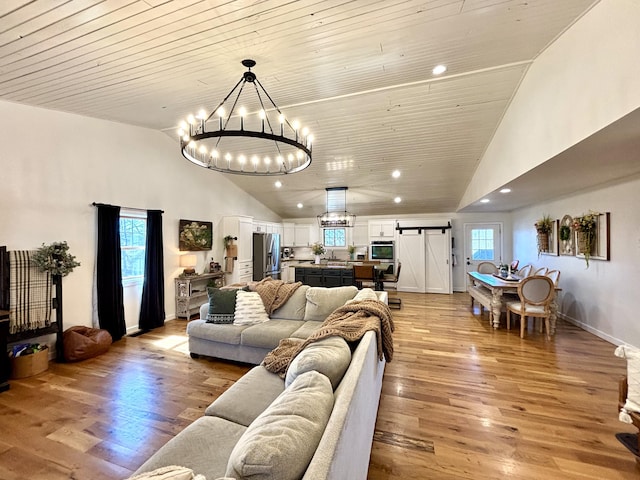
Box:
32 241 81 277
572 212 599 267
534 214 553 255
311 242 326 264
348 244 356 260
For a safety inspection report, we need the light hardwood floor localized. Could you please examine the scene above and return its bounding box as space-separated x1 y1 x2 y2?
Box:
0 292 637 479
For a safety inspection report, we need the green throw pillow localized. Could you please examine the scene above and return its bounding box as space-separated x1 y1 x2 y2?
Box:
207 288 239 324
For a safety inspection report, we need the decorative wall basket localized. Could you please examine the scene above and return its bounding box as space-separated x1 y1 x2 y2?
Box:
576 231 595 256
537 232 549 253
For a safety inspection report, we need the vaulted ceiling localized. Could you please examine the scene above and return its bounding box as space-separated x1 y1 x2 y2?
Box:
2 0 621 219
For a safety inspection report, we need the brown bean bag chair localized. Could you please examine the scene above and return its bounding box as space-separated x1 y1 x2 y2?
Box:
63 326 112 362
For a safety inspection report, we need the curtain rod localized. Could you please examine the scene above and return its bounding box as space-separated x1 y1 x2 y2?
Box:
91 202 164 214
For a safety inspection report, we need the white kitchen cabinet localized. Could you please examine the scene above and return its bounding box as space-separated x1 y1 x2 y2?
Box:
369 220 396 239
253 221 267 233
282 223 295 246
223 216 253 284
273 223 284 237
294 224 311 246
352 222 369 246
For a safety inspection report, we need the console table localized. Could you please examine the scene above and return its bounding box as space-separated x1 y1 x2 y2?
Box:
175 273 224 319
0 310 10 392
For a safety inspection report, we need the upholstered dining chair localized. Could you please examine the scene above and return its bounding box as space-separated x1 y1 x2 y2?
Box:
545 269 561 286
382 262 402 309
353 264 376 290
477 261 498 274
516 264 532 278
506 275 555 339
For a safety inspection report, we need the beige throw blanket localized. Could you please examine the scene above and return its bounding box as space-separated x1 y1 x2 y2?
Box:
262 299 394 377
255 277 302 315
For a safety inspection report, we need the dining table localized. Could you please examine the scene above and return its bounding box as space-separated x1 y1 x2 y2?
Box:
467 271 560 334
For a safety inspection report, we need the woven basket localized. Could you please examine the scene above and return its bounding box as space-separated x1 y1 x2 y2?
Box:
537 232 549 253
577 231 594 255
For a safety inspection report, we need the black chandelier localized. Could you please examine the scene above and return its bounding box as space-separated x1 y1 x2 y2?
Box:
317 187 356 228
178 59 313 175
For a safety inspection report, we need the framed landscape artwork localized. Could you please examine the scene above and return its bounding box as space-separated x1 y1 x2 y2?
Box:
179 220 213 251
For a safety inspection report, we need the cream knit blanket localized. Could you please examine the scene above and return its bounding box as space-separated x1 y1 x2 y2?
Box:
263 299 394 377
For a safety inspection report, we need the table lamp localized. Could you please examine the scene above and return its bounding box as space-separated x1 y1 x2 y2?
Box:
180 254 197 275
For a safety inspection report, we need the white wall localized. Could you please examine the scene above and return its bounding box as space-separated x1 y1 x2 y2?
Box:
512 174 640 347
0 99 279 336
460 0 640 208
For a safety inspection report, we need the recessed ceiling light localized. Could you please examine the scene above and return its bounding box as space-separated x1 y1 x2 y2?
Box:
297 203 303 208
392 170 401 179
432 64 447 75
275 180 282 188
480 198 490 203
394 197 402 203
500 188 511 193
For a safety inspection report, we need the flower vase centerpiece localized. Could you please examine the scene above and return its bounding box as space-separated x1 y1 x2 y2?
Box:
311 242 326 264
572 212 598 267
534 214 553 255
348 245 356 260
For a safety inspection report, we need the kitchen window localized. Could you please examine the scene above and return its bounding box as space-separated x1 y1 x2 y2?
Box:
323 228 346 248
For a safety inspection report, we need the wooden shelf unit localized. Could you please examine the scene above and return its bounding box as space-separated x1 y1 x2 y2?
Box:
175 273 224 319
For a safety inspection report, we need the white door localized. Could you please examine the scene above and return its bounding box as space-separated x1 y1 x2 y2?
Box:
463 223 502 278
425 230 451 294
397 230 425 293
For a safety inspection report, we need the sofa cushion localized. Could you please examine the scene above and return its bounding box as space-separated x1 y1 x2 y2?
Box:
285 336 352 390
240 320 305 349
207 288 239 324
134 416 246 480
225 370 334 480
290 321 322 340
303 286 358 321
205 366 285 426
186 320 249 346
270 285 310 320
234 291 270 326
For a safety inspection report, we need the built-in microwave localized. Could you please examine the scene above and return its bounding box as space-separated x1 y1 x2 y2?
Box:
370 241 395 261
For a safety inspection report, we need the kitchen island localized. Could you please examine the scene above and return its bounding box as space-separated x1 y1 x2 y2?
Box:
294 263 355 287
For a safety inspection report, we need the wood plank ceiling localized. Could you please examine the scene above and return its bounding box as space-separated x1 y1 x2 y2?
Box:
0 0 599 218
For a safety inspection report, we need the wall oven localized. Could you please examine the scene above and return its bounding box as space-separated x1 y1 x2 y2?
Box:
370 241 395 273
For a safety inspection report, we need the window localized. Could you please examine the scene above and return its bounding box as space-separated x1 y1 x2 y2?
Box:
471 228 495 261
323 228 346 248
120 212 147 282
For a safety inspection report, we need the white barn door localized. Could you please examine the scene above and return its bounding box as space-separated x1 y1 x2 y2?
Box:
425 230 451 294
397 230 425 293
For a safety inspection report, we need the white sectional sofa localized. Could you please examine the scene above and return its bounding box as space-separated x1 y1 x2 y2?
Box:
131 286 391 480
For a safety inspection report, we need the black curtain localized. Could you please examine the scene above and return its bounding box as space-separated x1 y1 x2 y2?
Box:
96 204 126 341
139 210 165 330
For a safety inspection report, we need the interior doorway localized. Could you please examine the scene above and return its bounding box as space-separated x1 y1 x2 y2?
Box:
463 223 502 281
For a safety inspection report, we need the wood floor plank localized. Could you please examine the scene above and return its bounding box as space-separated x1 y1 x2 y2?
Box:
1 291 638 478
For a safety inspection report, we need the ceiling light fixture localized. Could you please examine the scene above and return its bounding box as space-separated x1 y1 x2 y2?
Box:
500 188 511 193
394 197 402 203
480 198 490 203
432 64 447 75
178 59 313 176
317 187 356 228
392 170 401 178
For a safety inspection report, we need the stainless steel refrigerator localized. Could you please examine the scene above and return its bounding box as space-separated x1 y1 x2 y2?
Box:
253 232 281 281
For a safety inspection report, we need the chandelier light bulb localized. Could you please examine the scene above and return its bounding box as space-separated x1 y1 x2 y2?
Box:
264 156 271 165
188 141 196 149
278 114 285 123
259 109 266 119
217 107 225 117
277 155 284 164
238 107 247 117
225 153 232 161
187 114 195 124
180 121 188 130
199 145 207 154
307 134 314 144
177 128 184 136
287 153 294 162
302 127 309 136
292 120 300 131
238 155 246 164
251 155 259 166
182 134 190 142
211 150 219 158
296 150 303 160
197 109 207 119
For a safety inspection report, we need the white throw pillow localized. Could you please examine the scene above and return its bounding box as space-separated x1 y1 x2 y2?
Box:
234 290 270 325
225 371 334 480
127 465 204 480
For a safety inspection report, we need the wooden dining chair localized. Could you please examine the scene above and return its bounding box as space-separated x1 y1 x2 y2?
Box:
353 265 376 290
533 266 548 276
382 262 402 309
516 264 532 278
546 269 561 286
477 262 498 274
506 275 555 339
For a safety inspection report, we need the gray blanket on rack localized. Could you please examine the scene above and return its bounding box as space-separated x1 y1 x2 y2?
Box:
9 250 52 334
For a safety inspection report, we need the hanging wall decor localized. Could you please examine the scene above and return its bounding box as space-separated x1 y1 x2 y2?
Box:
540 219 559 257
573 211 610 266
559 215 575 256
